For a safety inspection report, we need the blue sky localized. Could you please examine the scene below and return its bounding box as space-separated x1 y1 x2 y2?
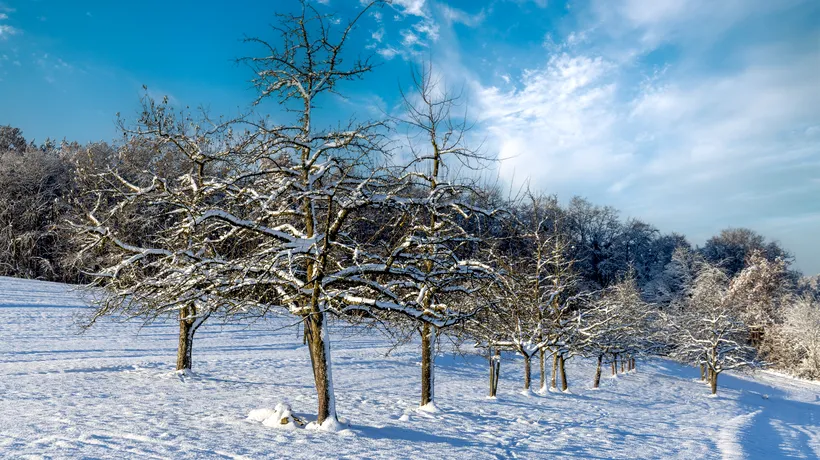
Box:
1 0 819 274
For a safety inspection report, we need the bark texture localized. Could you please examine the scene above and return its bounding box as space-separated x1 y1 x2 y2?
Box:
593 355 603 389
176 304 206 371
559 354 568 391
523 353 531 390
306 311 336 424
489 348 501 397
420 323 435 406
176 307 194 371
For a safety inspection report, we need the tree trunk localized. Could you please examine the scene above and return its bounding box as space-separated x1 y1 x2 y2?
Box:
711 371 718 395
489 348 495 397
700 363 705 381
539 348 546 392
302 321 308 345
489 348 497 397
551 353 558 389
305 311 337 424
176 306 194 371
593 355 603 389
420 322 435 407
494 348 501 396
620 357 625 374
612 354 618 375
559 354 568 391
489 348 501 397
523 353 532 391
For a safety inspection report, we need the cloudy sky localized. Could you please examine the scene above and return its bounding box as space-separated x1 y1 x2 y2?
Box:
1 0 818 274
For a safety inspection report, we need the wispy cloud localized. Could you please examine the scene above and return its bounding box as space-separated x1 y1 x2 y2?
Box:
35 53 76 84
0 25 16 39
420 0 820 272
440 5 485 27
0 5 17 40
391 0 427 18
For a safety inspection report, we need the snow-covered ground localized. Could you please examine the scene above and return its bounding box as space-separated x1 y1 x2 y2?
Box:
1 276 818 459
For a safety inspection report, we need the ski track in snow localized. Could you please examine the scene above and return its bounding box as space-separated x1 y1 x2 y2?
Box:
1 276 819 459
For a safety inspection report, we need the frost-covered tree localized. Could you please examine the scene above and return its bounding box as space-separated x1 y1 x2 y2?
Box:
472 194 585 393
766 295 820 379
728 249 789 344
76 1 402 427
0 125 27 153
580 273 653 388
351 64 500 408
667 257 758 395
73 96 236 373
0 138 78 281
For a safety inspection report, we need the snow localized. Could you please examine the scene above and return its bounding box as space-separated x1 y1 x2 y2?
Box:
248 403 305 430
2 276 820 459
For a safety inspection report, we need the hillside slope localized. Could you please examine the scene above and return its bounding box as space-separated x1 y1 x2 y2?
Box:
1 276 818 459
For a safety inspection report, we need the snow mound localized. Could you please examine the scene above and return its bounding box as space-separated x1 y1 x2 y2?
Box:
248 403 306 430
305 416 349 433
417 402 439 413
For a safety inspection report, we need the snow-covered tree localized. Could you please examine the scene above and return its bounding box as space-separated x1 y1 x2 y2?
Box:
73 96 237 373
469 194 586 393
667 258 758 395
76 1 401 426
764 295 820 379
580 273 653 388
349 64 500 408
0 125 27 153
728 249 789 344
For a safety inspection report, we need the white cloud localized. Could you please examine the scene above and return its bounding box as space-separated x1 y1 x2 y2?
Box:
591 0 806 51
0 6 16 40
34 53 76 84
392 0 427 17
475 53 627 184
0 24 17 39
453 0 820 272
440 5 485 27
412 19 439 42
377 46 400 60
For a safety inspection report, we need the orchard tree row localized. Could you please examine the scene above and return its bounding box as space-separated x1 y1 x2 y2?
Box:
1 1 818 428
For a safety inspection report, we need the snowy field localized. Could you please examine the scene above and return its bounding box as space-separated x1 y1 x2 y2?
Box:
1 276 819 459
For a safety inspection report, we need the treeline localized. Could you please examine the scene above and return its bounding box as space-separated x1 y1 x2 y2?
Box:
2 0 819 428
3 125 811 299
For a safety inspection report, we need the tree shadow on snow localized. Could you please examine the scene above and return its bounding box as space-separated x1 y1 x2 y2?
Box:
720 372 820 459
353 424 475 447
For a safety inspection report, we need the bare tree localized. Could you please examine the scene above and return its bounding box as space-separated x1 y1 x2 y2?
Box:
73 96 236 372
728 249 790 345
666 255 758 395
468 194 585 394
765 295 820 379
349 64 500 409
0 125 27 153
0 141 76 281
